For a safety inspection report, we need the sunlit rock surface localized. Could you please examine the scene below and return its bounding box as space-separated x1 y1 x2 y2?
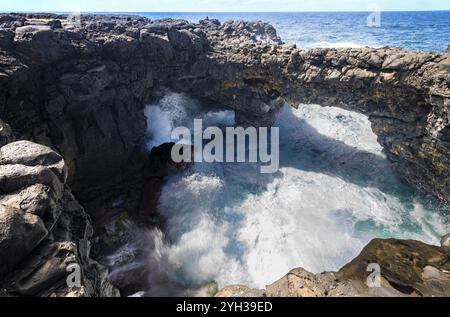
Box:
217 238 450 297
0 141 119 297
0 13 449 297
0 13 449 200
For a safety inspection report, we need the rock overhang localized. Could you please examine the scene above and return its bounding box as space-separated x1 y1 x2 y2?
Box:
0 13 449 202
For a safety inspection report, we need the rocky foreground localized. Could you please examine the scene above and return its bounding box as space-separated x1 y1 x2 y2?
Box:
218 238 450 297
0 138 118 296
0 13 449 297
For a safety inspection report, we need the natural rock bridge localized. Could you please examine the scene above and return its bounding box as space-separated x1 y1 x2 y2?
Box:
1 13 449 201
1 13 450 298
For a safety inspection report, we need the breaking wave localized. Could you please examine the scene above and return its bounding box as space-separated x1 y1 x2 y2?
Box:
130 92 449 295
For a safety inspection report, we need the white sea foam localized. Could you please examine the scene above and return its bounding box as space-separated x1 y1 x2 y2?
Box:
139 92 449 293
145 92 235 150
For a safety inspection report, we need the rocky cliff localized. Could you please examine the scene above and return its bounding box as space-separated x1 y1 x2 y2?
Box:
0 137 118 296
0 13 449 201
0 13 449 297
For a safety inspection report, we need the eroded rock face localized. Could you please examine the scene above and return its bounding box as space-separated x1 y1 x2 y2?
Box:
0 204 48 276
147 142 193 178
0 13 449 201
89 142 193 296
0 14 449 297
0 140 118 297
338 239 450 297
199 36 450 201
217 238 450 297
442 234 450 248
0 119 13 147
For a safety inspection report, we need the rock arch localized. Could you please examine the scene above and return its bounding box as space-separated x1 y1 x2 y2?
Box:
0 14 449 201
180 23 450 201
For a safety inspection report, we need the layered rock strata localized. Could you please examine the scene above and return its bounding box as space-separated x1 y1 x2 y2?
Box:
0 13 449 297
0 140 118 297
0 13 449 200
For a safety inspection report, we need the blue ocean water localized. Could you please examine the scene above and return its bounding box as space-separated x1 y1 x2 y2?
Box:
132 93 450 293
134 11 450 52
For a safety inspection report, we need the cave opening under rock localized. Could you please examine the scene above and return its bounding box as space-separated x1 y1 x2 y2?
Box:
101 91 450 297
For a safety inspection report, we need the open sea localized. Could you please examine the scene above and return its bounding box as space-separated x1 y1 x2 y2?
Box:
131 11 450 52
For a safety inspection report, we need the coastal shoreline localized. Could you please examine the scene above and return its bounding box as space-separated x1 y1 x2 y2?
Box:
0 13 449 297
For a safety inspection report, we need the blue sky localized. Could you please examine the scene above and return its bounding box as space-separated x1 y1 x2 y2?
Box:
1 0 450 12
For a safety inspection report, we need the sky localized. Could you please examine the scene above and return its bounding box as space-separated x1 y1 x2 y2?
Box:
1 0 450 13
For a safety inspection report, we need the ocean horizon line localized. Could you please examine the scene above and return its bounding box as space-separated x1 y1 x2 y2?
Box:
2 10 450 14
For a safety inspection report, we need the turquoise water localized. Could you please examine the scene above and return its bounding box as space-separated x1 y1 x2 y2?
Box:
106 12 450 294
136 93 450 293
134 11 450 52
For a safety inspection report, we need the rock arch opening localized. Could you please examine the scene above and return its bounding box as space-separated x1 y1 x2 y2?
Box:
0 13 449 298
106 90 448 296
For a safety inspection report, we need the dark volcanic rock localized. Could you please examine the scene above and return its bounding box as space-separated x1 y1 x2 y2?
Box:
0 119 13 147
0 204 48 276
0 140 118 297
147 142 193 178
0 13 449 298
0 13 449 201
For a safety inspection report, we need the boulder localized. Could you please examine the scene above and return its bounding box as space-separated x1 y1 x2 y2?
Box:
0 140 67 182
147 142 193 178
0 164 64 198
10 242 78 296
0 184 60 228
0 140 119 297
338 239 450 297
0 204 48 275
217 238 450 297
441 234 450 248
